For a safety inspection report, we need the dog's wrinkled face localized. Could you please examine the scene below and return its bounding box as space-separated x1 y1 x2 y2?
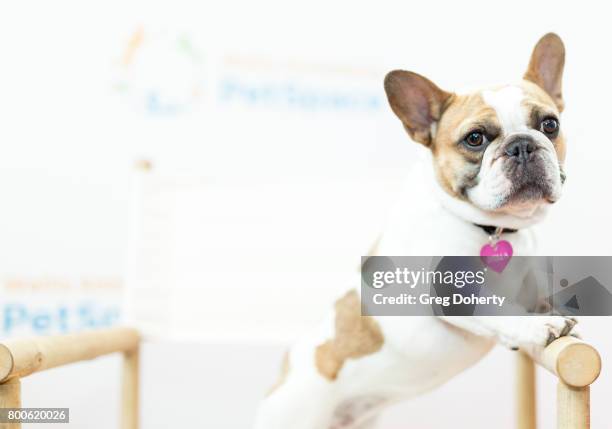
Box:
385 33 566 218
434 80 565 215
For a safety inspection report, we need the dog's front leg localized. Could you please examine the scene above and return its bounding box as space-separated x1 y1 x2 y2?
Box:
439 315 578 350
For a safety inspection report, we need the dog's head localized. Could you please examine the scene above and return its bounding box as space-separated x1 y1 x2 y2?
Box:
385 33 566 220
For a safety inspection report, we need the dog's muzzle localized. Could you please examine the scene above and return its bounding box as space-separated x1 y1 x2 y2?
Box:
503 135 538 163
499 133 560 203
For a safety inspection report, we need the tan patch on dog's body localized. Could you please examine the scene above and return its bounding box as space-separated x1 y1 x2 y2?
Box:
267 351 290 396
315 291 384 381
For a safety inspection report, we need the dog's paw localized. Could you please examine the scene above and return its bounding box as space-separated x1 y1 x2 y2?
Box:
500 316 578 350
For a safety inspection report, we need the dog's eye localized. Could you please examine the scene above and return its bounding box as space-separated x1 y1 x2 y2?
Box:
541 118 559 135
464 131 486 147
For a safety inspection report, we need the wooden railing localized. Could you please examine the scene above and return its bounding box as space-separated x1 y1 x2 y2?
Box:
0 327 140 429
517 337 601 429
0 328 601 428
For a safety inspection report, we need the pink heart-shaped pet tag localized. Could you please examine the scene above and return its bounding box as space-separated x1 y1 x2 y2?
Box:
480 240 513 273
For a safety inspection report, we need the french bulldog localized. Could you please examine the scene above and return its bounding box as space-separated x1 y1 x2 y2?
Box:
254 33 577 429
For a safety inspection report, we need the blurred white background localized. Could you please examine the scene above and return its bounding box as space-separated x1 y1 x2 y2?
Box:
0 0 611 427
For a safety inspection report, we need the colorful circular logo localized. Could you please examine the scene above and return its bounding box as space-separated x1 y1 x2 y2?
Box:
113 28 205 116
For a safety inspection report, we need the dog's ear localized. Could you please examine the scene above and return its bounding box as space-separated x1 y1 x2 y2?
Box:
524 33 565 111
384 70 453 147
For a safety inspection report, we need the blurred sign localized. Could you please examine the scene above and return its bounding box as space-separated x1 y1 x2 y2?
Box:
111 27 386 118
1 26 406 342
125 170 401 342
0 276 120 338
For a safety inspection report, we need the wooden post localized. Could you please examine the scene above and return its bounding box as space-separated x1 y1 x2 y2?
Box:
557 383 589 429
122 347 140 429
521 337 600 429
526 337 601 388
516 352 536 429
0 328 141 429
0 378 21 429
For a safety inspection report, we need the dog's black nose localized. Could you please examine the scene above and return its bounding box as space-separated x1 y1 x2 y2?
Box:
505 137 537 162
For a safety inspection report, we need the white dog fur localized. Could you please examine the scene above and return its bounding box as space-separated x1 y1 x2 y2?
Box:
254 33 576 429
